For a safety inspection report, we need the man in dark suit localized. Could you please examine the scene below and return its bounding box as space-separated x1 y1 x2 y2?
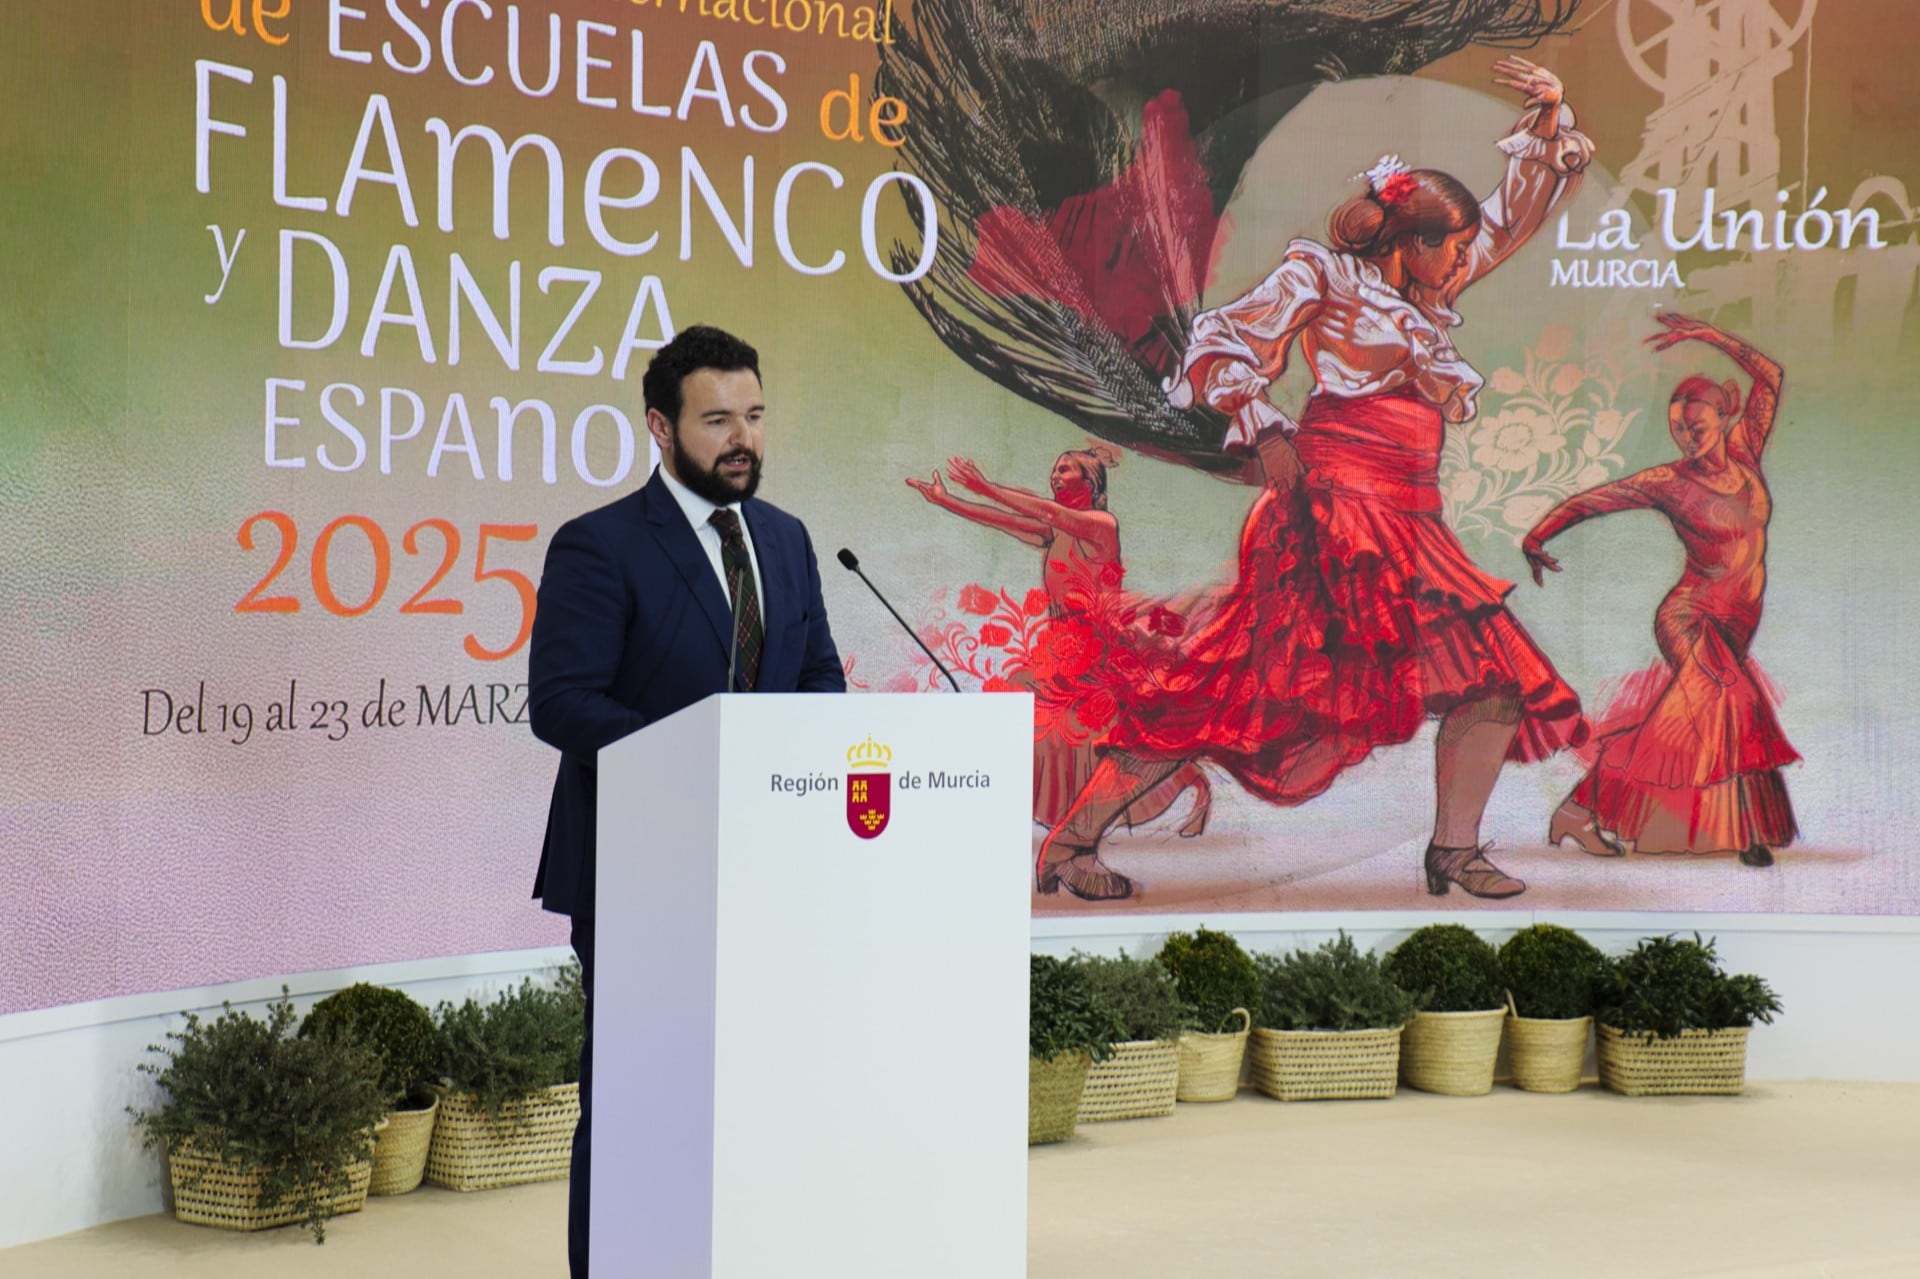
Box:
527 325 846 1279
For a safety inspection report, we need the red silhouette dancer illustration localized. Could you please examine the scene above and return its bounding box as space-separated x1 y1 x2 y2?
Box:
908 449 1212 834
1033 57 1593 903
1524 314 1798 866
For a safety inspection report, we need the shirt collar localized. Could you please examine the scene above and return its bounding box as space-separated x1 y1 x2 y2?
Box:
657 462 744 534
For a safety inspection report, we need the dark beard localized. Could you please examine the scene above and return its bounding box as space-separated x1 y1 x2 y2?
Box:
672 434 762 505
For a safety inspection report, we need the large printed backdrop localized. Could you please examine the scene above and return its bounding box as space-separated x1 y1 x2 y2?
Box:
3 0 1917 1014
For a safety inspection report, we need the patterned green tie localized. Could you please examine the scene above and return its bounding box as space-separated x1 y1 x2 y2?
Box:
708 508 763 691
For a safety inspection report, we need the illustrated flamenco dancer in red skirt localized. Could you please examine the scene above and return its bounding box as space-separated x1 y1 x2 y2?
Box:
1035 57 1593 902
905 447 1212 833
1523 315 1797 867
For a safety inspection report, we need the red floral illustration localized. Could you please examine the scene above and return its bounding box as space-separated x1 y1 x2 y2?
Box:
958 584 999 615
1077 688 1120 731
1376 172 1417 206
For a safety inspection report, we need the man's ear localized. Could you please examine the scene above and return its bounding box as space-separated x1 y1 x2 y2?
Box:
645 408 674 452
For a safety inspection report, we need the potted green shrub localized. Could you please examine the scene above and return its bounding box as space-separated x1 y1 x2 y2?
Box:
130 991 388 1242
1156 927 1259 1102
1382 924 1508 1096
1500 924 1608 1092
1029 954 1124 1144
427 976 585 1190
1069 951 1193 1122
1250 933 1417 1101
1594 934 1782 1096
301 983 442 1195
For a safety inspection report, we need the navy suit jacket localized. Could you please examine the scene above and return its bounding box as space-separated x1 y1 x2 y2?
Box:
527 469 845 920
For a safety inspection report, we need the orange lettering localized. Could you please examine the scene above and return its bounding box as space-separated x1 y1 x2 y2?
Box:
819 74 863 143
201 0 247 35
871 96 908 148
253 0 291 45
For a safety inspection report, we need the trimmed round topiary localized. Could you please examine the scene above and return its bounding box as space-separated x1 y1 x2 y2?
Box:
1030 954 1125 1063
1500 924 1608 1020
1595 934 1783 1039
1155 927 1260 1035
301 983 440 1110
1383 924 1504 1013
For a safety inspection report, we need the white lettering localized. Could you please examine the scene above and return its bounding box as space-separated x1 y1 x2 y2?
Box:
205 225 248 305
775 162 845 275
279 229 350 349
194 60 252 195
537 267 604 375
265 377 306 468
863 171 936 284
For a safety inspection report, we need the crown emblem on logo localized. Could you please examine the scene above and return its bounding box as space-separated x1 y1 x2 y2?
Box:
846 735 892 771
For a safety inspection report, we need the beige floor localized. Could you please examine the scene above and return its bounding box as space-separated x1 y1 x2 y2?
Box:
9 1081 1920 1278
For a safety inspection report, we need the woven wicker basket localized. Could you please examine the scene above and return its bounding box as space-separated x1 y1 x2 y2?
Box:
1596 1025 1750 1096
168 1144 372 1232
426 1083 580 1191
1077 1039 1180 1122
1507 1015 1592 1093
1176 1008 1251 1103
369 1098 438 1196
1399 1008 1507 1096
1029 1052 1091 1144
1249 1026 1402 1101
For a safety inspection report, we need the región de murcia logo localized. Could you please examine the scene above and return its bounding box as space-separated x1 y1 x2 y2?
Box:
846 736 892 840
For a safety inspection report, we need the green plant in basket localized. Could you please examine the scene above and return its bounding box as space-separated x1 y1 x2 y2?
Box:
1595 934 1782 1040
1382 924 1504 1012
130 991 388 1243
555 957 586 1022
1500 924 1608 1020
1030 954 1125 1063
1256 932 1418 1032
1069 951 1193 1042
1155 927 1260 1034
301 983 440 1110
436 978 584 1119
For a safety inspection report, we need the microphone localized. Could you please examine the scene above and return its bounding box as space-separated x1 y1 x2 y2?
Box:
836 548 961 692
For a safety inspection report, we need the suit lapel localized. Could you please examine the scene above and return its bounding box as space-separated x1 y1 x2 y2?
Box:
641 471 733 654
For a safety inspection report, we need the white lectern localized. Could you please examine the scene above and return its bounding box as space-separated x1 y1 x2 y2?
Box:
591 692 1032 1276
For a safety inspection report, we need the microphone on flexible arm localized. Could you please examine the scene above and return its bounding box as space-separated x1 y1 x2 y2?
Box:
836 548 961 692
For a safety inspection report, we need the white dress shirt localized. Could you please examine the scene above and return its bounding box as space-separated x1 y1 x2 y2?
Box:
656 462 766 608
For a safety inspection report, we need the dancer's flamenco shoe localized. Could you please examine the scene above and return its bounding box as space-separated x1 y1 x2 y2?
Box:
1424 842 1527 899
1739 845 1775 868
1547 808 1625 858
1035 841 1136 901
1177 775 1213 839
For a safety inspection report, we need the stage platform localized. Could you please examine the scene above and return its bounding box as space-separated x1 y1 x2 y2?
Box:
8 1081 1918 1277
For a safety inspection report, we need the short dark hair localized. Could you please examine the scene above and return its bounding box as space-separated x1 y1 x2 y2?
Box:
643 325 761 423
